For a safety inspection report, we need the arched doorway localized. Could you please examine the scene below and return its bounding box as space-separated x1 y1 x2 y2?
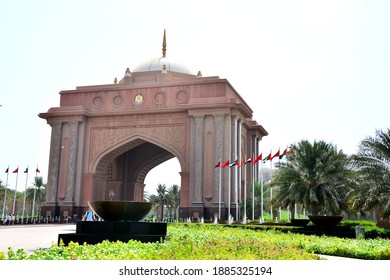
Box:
92 138 181 203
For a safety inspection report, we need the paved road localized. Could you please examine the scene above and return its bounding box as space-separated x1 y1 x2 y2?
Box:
0 223 76 254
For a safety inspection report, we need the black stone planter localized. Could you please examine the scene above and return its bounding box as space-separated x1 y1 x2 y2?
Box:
290 218 310 226
88 201 153 222
58 201 166 246
308 215 343 226
58 221 167 246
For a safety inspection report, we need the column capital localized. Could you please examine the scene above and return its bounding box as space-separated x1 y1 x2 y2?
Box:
193 115 205 122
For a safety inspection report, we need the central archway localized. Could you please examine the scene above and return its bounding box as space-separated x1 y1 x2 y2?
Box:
92 136 183 203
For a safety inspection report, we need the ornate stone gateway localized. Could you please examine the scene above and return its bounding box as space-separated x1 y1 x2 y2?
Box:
39 32 267 220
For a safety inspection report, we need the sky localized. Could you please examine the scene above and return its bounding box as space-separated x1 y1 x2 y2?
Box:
0 0 389 196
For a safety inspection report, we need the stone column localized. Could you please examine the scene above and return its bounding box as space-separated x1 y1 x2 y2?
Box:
228 116 238 218
179 171 190 219
179 172 189 207
236 119 242 218
47 123 62 204
133 182 146 202
193 115 204 203
213 115 224 204
65 122 79 203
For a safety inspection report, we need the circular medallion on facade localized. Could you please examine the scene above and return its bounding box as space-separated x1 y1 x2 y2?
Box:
112 95 123 107
154 92 166 105
133 94 144 105
92 96 103 108
176 91 188 104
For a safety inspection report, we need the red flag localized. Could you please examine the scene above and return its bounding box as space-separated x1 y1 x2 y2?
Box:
272 149 280 160
285 148 295 154
24 167 29 173
229 159 239 167
254 154 262 164
221 160 230 168
245 157 254 165
263 152 272 163
5 167 9 173
36 167 40 173
12 167 18 173
279 149 287 159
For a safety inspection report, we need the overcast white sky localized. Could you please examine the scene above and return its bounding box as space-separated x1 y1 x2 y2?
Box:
0 0 389 195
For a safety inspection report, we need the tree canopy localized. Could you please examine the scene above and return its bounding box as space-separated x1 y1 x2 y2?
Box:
350 128 390 217
271 139 355 215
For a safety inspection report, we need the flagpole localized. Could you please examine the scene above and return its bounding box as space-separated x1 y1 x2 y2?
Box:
235 162 239 220
260 159 264 222
228 163 231 221
218 160 222 220
31 167 38 219
269 150 273 220
243 155 247 222
22 167 29 223
2 167 10 220
251 154 255 221
278 148 282 220
12 168 19 219
251 156 255 221
251 155 255 222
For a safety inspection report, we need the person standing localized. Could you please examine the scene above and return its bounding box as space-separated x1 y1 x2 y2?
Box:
72 213 77 224
83 208 96 221
6 213 12 225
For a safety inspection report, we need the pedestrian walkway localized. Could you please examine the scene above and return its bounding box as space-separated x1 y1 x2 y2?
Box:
317 254 363 261
0 224 76 254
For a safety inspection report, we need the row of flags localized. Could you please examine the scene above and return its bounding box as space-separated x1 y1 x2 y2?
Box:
214 147 294 170
4 166 40 174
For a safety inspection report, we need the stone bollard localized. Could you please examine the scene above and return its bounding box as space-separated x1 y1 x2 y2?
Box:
355 225 365 239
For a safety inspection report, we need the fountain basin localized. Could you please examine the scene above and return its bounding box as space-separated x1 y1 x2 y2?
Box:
88 201 153 222
308 215 343 226
290 218 310 226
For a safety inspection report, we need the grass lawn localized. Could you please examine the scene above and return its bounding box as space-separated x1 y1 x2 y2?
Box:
2 223 390 260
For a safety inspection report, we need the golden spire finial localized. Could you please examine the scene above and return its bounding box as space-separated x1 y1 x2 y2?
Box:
162 29 167 58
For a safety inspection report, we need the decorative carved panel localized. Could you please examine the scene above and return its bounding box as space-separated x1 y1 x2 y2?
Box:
90 125 186 169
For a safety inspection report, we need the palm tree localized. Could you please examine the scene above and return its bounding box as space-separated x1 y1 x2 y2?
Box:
145 192 159 204
0 179 7 219
271 140 354 216
26 176 46 217
350 128 390 217
166 184 180 220
144 192 159 221
156 183 167 221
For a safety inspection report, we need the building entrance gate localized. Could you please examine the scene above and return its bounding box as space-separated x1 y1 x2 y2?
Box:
39 32 267 220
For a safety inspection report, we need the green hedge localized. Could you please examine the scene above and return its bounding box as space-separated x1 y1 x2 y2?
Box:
3 223 390 260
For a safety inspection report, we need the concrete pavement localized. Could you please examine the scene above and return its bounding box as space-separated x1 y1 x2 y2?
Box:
0 223 76 254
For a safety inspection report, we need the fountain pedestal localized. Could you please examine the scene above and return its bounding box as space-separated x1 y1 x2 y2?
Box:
58 221 167 246
58 201 167 246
